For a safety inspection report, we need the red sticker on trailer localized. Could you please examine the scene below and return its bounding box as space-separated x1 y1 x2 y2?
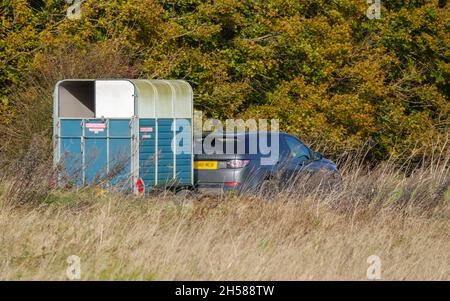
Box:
140 127 153 133
86 123 106 133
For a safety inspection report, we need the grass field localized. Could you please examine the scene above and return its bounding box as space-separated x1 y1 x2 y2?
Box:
0 149 449 280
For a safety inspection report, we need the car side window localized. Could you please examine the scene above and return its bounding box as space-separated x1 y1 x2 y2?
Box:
284 136 311 160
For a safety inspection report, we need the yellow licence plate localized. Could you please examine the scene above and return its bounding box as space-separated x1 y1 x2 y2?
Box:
194 161 218 170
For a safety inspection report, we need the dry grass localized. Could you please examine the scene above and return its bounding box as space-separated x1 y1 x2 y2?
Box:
0 147 449 280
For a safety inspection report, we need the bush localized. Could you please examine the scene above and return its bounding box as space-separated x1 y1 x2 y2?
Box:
0 0 448 162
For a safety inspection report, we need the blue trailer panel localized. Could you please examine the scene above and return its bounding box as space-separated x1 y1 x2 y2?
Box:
60 137 83 186
59 119 83 186
175 119 193 185
139 118 156 188
85 137 107 183
157 119 174 185
53 79 193 193
108 119 132 188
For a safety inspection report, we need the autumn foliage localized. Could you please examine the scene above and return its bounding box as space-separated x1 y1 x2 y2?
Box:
1 0 449 160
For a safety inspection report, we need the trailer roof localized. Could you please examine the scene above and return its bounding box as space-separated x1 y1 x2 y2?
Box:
132 79 193 119
54 79 193 119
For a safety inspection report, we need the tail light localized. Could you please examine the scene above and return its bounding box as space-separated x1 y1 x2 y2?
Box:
224 182 241 186
226 159 250 169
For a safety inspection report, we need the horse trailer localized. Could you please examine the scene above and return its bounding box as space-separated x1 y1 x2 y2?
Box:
53 79 193 193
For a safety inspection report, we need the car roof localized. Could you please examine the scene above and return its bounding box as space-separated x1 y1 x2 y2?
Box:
200 131 288 138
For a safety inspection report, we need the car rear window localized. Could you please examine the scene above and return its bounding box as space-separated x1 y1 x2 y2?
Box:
195 133 278 155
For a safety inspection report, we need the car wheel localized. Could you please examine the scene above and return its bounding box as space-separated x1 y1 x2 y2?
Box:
309 169 342 193
174 189 197 205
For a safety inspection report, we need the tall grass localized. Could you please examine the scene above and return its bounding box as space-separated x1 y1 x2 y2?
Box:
0 141 448 280
0 40 138 160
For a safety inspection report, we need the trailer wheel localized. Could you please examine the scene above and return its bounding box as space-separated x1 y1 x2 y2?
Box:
174 189 196 206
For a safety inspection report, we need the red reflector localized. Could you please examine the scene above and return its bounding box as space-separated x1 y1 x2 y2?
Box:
136 178 144 193
224 182 240 186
